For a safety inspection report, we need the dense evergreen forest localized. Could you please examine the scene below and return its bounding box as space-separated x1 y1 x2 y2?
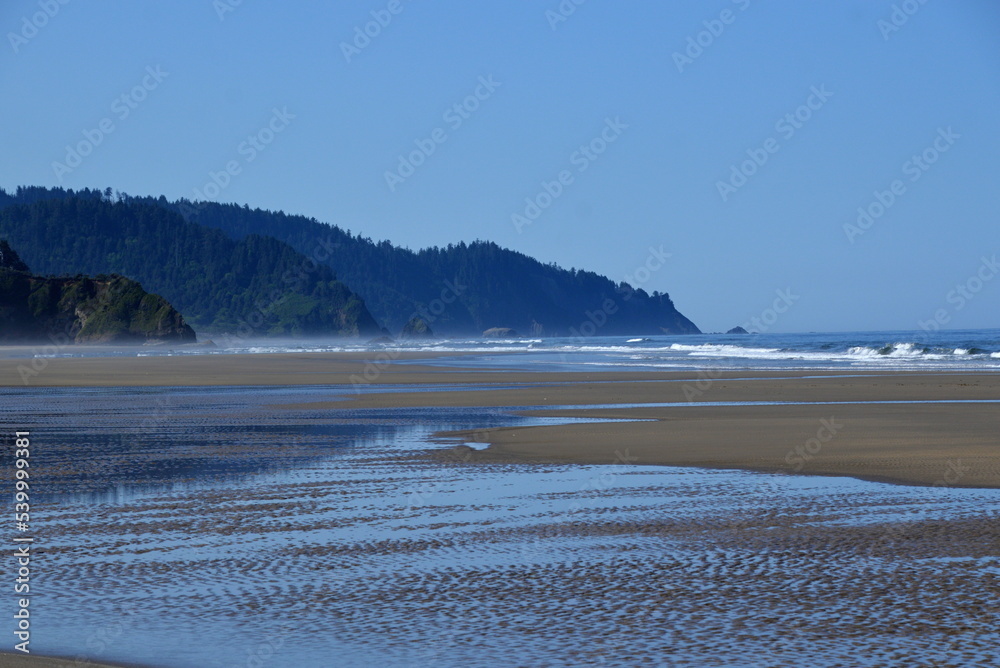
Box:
0 186 700 337
0 188 379 337
160 196 700 336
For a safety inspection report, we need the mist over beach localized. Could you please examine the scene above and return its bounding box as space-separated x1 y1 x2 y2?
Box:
2 1 1000 667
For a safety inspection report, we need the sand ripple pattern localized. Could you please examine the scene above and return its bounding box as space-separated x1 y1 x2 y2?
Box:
3 386 998 667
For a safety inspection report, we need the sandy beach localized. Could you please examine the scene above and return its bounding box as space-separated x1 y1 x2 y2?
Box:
3 351 999 488
5 353 999 666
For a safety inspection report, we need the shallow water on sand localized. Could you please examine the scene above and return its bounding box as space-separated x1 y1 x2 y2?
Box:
3 386 999 667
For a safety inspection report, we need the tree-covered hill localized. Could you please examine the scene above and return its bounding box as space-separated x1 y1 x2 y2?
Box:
162 198 701 336
0 186 699 337
0 188 380 337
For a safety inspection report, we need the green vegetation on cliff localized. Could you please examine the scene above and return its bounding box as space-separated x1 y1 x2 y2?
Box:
0 241 196 344
161 197 701 336
0 186 700 337
0 188 381 337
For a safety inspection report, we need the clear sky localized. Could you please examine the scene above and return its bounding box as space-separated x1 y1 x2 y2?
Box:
2 0 998 333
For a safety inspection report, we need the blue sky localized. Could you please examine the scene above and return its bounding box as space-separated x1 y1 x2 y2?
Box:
2 0 998 333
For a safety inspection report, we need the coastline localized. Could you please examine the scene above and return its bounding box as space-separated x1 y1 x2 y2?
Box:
0 653 154 668
5 352 1000 666
3 351 999 488
0 348 995 388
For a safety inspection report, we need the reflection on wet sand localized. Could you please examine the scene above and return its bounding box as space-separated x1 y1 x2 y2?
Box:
4 385 999 667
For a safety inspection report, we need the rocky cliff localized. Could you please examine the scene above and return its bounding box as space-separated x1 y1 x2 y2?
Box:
0 240 196 344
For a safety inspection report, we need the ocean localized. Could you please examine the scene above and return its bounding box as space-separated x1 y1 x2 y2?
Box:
22 327 1000 372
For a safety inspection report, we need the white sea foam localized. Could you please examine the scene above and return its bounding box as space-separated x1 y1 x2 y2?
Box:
847 342 933 358
668 343 782 357
887 342 923 356
41 331 999 372
634 340 1000 369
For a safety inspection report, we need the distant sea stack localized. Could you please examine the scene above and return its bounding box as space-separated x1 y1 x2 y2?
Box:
0 240 195 344
400 316 434 339
483 327 519 338
727 326 749 334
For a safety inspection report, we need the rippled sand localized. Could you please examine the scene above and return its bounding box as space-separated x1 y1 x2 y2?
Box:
5 386 999 667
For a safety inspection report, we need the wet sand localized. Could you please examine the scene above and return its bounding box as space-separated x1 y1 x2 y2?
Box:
22 385 1000 666
438 402 1000 488
3 351 999 488
0 653 146 668
0 350 493 387
286 365 1000 489
9 380 1000 666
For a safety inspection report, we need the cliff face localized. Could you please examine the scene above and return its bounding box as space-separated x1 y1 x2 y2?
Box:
400 316 434 339
0 239 29 272
0 243 196 344
0 194 383 337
